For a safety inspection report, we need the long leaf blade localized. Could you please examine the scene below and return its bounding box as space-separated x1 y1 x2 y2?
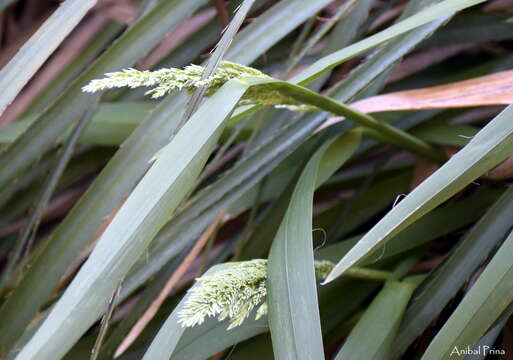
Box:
335 279 419 360
14 80 248 360
0 0 208 351
292 0 485 85
141 263 267 360
324 104 513 283
182 0 255 123
267 131 361 360
267 148 326 360
0 0 97 114
225 0 335 64
0 1 334 351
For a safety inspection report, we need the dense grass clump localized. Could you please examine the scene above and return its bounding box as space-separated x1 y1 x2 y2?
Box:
1 1 513 359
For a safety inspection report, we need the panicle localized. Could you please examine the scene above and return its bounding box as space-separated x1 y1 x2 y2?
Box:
82 61 313 110
177 259 334 330
82 61 265 98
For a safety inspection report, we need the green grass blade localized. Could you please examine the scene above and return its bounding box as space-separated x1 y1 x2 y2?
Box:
315 132 362 186
421 229 513 360
225 0 335 64
141 0 269 78
0 148 112 226
267 150 325 360
0 103 153 147
464 302 513 360
292 0 485 85
329 0 447 101
0 1 207 351
242 168 410 261
229 0 478 135
14 80 248 360
412 123 478 148
137 0 160 18
0 0 97 114
227 278 382 360
0 104 95 291
285 15 317 74
324 104 513 283
155 312 267 360
394 185 513 354
308 0 374 89
284 0 360 75
250 77 443 161
334 279 419 360
317 186 500 265
139 272 201 360
0 0 207 190
0 94 186 355
96 241 194 360
230 0 471 123
25 22 125 115
422 11 513 48
267 131 361 360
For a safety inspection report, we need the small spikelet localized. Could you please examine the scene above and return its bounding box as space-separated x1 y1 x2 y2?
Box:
177 259 334 330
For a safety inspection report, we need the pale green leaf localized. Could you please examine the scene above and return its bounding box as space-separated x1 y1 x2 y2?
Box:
14 80 248 360
0 0 97 114
325 104 513 283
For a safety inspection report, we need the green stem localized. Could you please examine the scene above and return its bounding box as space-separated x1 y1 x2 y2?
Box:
258 79 446 163
343 267 391 281
236 77 446 162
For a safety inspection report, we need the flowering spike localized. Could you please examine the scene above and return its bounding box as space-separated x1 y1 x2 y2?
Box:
177 259 334 330
82 62 264 97
82 61 315 111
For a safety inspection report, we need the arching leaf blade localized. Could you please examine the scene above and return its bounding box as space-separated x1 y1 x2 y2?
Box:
14 80 248 360
267 131 361 360
0 0 97 114
324 104 513 284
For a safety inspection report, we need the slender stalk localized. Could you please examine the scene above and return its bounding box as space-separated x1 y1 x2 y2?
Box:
344 267 391 281
181 0 255 125
220 77 445 162
90 281 123 360
259 79 446 162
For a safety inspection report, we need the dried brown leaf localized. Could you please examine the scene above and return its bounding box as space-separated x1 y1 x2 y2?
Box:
320 70 513 131
354 70 513 113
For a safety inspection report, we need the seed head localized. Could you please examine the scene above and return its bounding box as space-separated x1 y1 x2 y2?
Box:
83 61 314 110
177 259 334 330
